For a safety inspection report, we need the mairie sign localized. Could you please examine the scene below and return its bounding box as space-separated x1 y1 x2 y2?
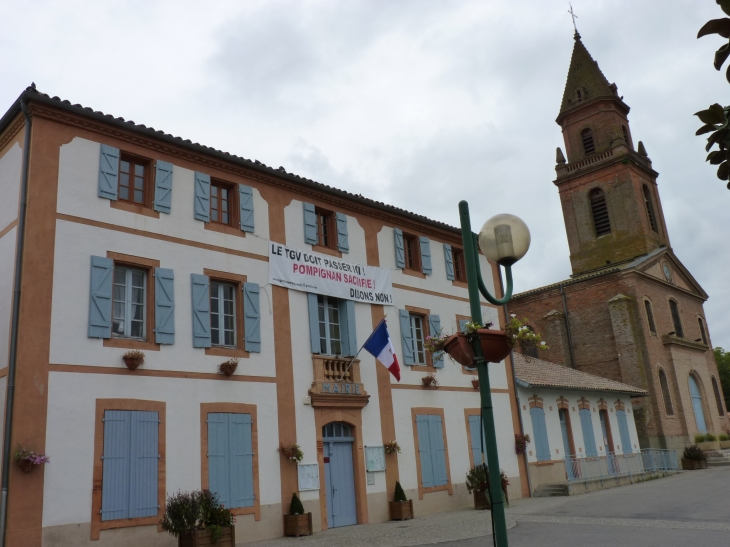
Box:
269 243 394 304
321 382 363 395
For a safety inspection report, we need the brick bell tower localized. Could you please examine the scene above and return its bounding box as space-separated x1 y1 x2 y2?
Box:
555 32 670 276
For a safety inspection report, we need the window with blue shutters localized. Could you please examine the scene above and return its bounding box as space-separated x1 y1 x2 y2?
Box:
615 409 633 453
419 237 432 275
207 413 255 510
428 315 443 368
239 185 255 233
154 268 175 345
415 414 449 488
443 244 455 281
579 408 598 457
194 172 211 222
530 407 551 462
89 256 114 339
468 414 488 466
307 294 356 356
153 161 173 214
303 203 346 251
101 410 160 521
191 274 212 348
398 310 438 367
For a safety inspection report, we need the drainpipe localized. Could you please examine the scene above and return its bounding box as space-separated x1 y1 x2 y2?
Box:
0 96 32 547
560 284 577 369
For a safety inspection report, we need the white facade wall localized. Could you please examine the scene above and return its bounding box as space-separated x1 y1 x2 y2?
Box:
0 142 21 371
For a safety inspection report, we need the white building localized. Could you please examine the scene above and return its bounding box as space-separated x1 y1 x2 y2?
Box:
513 353 649 494
0 87 529 546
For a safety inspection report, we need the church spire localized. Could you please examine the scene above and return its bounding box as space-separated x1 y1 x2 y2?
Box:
559 34 619 119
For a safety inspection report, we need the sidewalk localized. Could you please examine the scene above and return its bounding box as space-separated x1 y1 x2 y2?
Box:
241 508 516 547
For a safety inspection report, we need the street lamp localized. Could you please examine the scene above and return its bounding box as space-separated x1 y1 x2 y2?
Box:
458 201 530 547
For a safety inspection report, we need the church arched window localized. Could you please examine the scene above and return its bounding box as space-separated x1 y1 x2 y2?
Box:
622 125 630 148
642 185 658 233
582 128 595 155
644 300 656 334
669 300 684 338
712 377 725 416
589 188 611 237
576 88 583 100
658 368 674 416
697 317 708 345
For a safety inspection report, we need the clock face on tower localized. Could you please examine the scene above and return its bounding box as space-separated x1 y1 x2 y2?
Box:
663 263 672 282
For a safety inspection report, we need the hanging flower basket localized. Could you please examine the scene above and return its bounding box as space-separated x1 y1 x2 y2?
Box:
422 373 439 389
15 447 49 473
443 330 512 367
219 358 239 376
122 350 145 370
471 377 480 389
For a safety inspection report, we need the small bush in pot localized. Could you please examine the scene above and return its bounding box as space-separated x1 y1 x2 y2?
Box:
694 433 707 443
681 445 708 470
389 481 413 520
283 493 312 537
160 490 235 546
466 464 490 510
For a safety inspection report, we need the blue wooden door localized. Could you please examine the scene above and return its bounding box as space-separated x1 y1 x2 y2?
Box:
559 410 574 479
689 375 707 434
323 424 357 528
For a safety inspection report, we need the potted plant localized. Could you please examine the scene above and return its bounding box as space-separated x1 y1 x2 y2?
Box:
384 440 401 455
471 377 479 389
424 332 450 362
388 481 413 520
283 493 312 537
14 447 49 473
278 443 303 464
719 433 730 449
219 358 239 376
422 373 439 389
465 464 490 510
514 433 531 455
695 433 720 451
681 445 708 470
122 350 145 370
160 490 235 547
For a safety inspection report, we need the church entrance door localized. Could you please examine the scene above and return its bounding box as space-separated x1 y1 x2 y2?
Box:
689 375 707 434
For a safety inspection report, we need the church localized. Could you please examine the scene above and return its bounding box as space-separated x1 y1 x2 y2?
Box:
508 32 730 453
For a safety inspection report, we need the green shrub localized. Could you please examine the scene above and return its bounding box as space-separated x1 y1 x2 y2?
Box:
160 490 233 539
694 433 707 443
683 445 707 461
289 493 304 515
393 481 408 503
705 433 717 442
719 433 729 441
465 464 489 494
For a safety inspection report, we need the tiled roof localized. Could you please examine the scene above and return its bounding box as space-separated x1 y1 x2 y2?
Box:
513 353 647 396
0 85 460 236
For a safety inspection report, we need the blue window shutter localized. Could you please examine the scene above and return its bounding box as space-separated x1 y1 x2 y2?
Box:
153 161 173 214
154 268 175 345
129 411 159 518
101 410 131 521
393 228 405 269
616 410 632 453
443 244 454 281
239 185 255 233
468 415 487 466
98 144 119 200
208 413 231 508
194 172 211 222
579 408 598 457
530 407 551 462
336 212 349 253
307 293 321 353
243 283 261 352
416 415 434 488
429 415 448 486
89 256 113 339
337 299 357 357
191 274 211 348
303 202 318 245
419 237 432 275
428 315 443 368
229 413 255 508
398 309 414 365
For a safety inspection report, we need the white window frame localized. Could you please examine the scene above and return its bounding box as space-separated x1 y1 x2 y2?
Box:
112 266 146 339
317 295 342 355
210 281 237 348
410 314 426 365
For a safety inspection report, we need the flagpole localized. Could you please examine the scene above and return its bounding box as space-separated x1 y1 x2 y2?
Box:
336 317 387 382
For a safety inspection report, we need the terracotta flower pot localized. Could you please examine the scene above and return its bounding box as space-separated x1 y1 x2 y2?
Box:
443 330 512 367
471 379 480 389
123 357 143 370
219 362 238 376
17 459 35 473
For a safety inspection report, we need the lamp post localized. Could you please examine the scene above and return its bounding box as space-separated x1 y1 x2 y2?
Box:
458 201 530 547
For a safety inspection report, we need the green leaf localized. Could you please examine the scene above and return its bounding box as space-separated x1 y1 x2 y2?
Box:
719 0 730 17
716 42 730 70
707 131 722 151
708 150 722 163
698 18 730 38
717 161 729 180
711 151 725 164
696 105 726 125
697 124 716 135
726 62 730 84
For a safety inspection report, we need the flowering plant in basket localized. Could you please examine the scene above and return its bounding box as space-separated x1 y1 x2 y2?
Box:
15 446 50 473
505 316 548 350
423 331 450 360
514 433 531 454
384 440 401 454
279 443 304 463
219 358 239 376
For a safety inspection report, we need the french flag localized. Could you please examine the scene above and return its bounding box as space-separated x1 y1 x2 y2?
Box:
363 320 401 382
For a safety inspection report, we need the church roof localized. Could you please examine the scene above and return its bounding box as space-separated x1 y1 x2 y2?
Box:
559 33 620 118
513 353 647 397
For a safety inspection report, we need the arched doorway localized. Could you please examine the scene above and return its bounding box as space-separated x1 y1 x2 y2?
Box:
559 409 576 479
689 374 707 434
322 422 357 528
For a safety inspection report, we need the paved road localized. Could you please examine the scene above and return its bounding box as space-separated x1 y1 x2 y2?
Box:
434 468 730 547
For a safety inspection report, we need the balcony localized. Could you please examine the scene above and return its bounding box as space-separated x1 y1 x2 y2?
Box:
309 355 369 408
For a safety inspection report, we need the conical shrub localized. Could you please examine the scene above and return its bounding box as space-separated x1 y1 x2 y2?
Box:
289 492 305 515
394 481 407 503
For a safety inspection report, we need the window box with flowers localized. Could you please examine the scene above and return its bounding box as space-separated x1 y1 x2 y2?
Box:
384 440 401 455
279 443 304 464
219 358 239 376
15 447 49 473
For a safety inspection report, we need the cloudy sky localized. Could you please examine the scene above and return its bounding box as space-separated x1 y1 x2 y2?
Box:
3 0 730 348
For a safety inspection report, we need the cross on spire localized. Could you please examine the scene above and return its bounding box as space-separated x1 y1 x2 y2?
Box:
568 3 579 37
